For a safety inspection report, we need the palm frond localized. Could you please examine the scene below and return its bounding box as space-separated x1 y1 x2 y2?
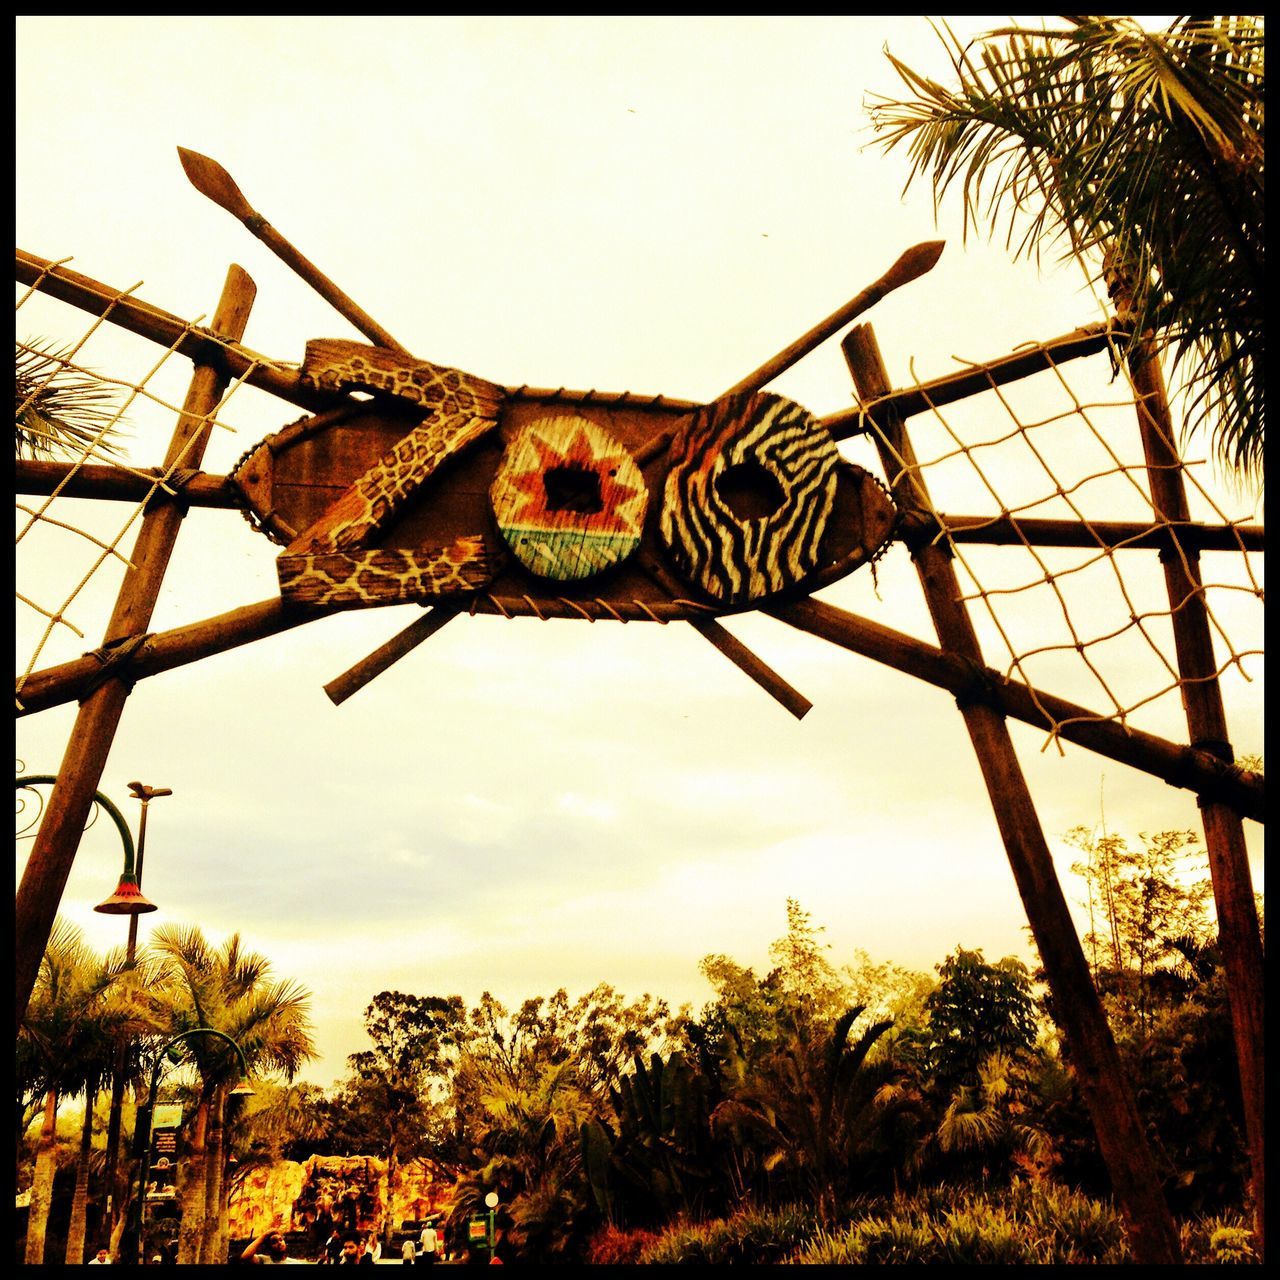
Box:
15 340 128 462
868 15 1264 480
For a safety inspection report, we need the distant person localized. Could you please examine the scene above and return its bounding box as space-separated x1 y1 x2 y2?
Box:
241 1226 305 1264
365 1234 382 1263
401 1237 418 1265
418 1219 440 1265
88 1248 111 1264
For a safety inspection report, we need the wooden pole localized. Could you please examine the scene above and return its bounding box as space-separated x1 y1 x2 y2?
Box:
16 250 320 413
821 320 1117 438
323 607 459 705
637 551 811 720
16 459 240 507
770 597 1263 824
178 148 410 355
842 323 1181 1264
721 240 945 399
1128 345 1265 1256
14 264 257 1031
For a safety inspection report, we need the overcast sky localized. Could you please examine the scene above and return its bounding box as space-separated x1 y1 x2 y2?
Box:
16 16 1263 1086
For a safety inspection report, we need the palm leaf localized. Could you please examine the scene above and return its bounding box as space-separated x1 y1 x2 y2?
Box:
15 340 128 461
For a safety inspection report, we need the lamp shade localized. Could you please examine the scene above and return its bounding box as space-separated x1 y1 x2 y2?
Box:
229 1079 256 1098
93 874 158 916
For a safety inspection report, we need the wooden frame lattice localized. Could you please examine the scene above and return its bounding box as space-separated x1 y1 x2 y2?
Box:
14 150 1264 1264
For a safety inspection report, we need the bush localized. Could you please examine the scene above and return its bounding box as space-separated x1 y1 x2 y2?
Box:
637 1206 814 1265
790 1182 1131 1265
1180 1213 1259 1264
585 1225 660 1265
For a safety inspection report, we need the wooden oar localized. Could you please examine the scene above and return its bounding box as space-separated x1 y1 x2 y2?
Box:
177 147 410 354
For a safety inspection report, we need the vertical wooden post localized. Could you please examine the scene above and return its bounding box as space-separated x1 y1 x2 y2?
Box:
1128 347 1265 1257
14 264 257 1030
843 323 1181 1264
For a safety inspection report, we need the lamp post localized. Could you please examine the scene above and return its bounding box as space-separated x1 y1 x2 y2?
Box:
15 774 161 1253
484 1191 499 1263
129 1028 252 1265
96 783 171 1252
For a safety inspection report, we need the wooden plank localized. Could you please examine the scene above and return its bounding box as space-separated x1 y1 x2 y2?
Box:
841 322 1181 1264
323 607 459 705
277 539 497 607
15 264 257 1032
15 460 239 507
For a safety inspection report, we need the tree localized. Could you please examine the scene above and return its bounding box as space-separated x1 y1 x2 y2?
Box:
1066 826 1213 1036
151 926 314 1264
924 948 1039 1093
869 16 1264 479
344 990 466 1247
17 922 166 1265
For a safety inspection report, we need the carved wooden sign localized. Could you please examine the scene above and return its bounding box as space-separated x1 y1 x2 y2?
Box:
229 344 895 620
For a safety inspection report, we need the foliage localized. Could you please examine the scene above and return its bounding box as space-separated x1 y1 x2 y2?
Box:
923 948 1039 1091
792 1181 1131 1264
1066 826 1213 1035
869 16 1266 479
636 1205 814 1265
584 1223 661 1264
15 340 127 461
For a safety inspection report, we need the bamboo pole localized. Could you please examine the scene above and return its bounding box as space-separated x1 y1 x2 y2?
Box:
15 250 320 412
1127 345 1265 1256
14 264 258 1031
842 323 1181 1264
770 597 1263 824
820 320 1118 439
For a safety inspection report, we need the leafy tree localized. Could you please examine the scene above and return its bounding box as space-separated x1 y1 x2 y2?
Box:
869 16 1265 479
17 921 165 1264
1066 826 1212 1035
341 990 466 1245
924 948 1039 1092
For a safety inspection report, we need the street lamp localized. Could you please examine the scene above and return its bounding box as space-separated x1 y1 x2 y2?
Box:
15 773 163 1250
96 781 172 1253
130 1028 253 1265
484 1191 499 1263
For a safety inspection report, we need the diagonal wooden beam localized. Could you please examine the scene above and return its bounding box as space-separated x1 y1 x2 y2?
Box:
15 264 258 1032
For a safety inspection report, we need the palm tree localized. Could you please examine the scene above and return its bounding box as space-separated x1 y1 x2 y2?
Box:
15 339 126 461
150 925 315 1264
17 922 165 1264
868 16 1264 480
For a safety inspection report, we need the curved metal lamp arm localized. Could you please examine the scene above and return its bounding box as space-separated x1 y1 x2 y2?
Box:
16 773 138 876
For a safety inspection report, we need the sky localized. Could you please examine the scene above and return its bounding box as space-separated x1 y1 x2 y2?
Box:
16 16 1263 1087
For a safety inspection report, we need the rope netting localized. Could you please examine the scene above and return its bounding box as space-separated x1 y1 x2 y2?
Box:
14 258 296 695
853 330 1263 748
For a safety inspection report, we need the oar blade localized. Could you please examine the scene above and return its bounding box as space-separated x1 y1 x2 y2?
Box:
177 147 256 221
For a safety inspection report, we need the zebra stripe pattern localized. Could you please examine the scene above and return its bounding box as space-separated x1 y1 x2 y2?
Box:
658 391 840 605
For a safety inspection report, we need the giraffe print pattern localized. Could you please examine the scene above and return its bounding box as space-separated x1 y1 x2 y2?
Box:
277 537 497 607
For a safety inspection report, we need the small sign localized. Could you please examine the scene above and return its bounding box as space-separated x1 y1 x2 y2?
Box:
153 1104 183 1129
468 1220 488 1242
154 1132 177 1155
